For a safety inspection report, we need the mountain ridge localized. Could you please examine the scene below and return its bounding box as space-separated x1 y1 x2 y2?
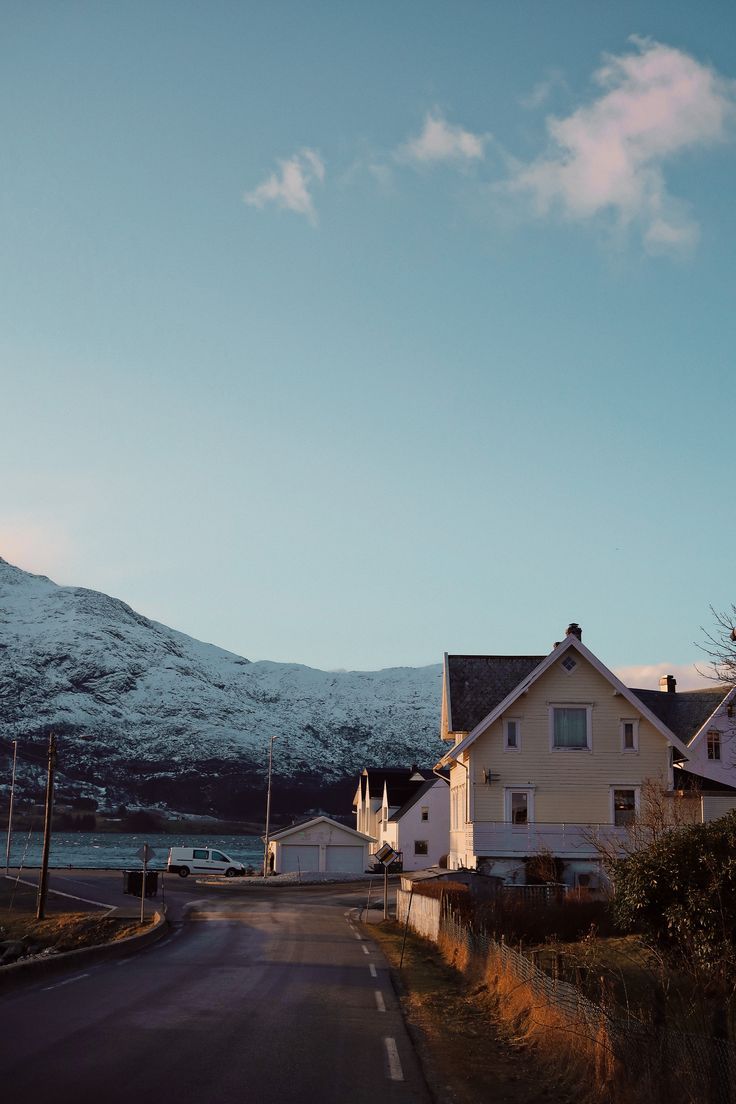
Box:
0 558 444 819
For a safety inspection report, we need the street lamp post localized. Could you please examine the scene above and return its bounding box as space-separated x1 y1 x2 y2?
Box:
263 735 277 878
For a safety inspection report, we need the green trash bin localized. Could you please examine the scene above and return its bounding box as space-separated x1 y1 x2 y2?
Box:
123 869 143 895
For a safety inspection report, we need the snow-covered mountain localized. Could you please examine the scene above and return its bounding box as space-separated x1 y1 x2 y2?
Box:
0 558 443 818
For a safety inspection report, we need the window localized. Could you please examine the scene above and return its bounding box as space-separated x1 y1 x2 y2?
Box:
504 787 535 825
504 718 520 751
561 655 577 673
420 806 429 821
612 788 637 827
551 705 591 749
193 849 208 859
707 730 721 761
211 851 227 862
414 840 428 855
620 719 639 753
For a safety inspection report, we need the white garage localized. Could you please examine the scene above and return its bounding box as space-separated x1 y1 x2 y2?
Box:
267 817 374 876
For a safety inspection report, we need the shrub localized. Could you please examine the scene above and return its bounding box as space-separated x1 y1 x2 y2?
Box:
613 810 736 981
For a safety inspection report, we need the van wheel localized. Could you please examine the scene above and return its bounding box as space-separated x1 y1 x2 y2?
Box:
178 867 190 878
225 868 237 877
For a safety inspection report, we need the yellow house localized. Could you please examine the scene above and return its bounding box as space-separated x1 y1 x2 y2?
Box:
436 623 735 887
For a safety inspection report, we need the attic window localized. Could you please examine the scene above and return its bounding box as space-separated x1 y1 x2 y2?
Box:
561 655 577 673
707 730 721 761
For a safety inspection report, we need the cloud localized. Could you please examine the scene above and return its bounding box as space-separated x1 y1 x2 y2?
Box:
613 662 712 692
508 38 736 253
519 70 568 110
401 112 486 164
243 148 325 224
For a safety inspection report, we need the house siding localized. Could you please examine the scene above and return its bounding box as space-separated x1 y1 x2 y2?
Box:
466 656 671 826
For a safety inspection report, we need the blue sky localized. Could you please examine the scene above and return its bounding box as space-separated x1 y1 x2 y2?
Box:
2 3 735 680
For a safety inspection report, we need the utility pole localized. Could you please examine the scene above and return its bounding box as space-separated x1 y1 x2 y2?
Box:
262 735 277 878
36 733 57 921
5 739 17 874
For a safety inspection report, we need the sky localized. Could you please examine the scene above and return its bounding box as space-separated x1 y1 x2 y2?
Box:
2 2 735 682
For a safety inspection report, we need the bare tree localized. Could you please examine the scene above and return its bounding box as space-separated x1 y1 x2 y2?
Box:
698 604 736 685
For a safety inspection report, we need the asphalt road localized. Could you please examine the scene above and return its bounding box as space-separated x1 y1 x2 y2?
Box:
0 879 428 1104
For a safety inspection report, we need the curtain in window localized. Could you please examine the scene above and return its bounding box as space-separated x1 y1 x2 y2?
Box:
554 707 587 747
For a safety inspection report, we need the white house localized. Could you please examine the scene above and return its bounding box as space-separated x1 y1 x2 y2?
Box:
267 816 374 875
353 767 450 870
437 623 736 887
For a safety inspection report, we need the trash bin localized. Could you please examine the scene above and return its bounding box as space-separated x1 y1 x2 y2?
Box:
123 869 142 896
123 869 159 897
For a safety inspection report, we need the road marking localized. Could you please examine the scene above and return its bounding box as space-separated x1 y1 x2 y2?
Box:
43 973 89 991
352 931 362 940
5 875 116 913
369 963 377 978
375 990 386 1012
116 959 133 967
361 945 370 955
384 1037 403 1081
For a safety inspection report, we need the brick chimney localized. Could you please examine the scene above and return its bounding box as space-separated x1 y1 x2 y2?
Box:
659 674 677 694
566 623 582 641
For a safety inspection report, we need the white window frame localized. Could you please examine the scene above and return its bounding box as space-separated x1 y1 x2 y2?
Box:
620 718 639 754
560 655 578 675
549 704 593 751
504 717 521 752
609 785 640 827
707 730 722 761
504 786 535 825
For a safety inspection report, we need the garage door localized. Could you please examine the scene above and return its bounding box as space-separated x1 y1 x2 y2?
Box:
325 845 364 873
281 845 320 873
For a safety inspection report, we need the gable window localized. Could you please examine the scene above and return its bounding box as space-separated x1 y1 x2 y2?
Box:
561 655 577 673
504 718 520 751
707 730 721 761
414 840 428 855
421 806 429 822
620 719 639 753
612 788 638 827
504 787 535 825
551 705 591 749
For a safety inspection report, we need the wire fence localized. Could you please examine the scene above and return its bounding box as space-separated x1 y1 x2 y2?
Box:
397 888 736 1103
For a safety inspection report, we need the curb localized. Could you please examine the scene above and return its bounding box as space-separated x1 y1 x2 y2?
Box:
0 908 169 994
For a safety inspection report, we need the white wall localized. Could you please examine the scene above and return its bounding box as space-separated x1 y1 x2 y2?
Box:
385 780 450 871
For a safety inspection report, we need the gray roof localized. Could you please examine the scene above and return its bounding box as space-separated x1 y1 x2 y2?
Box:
629 687 730 744
447 655 544 732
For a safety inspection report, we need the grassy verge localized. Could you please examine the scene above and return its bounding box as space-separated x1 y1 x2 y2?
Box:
0 877 149 958
370 919 575 1104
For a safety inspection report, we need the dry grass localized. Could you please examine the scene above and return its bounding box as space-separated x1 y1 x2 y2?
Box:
372 920 576 1104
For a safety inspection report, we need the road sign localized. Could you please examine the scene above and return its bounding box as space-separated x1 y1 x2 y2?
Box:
136 844 155 862
375 843 399 866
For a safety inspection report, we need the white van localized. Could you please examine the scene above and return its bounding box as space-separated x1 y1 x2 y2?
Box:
166 846 245 878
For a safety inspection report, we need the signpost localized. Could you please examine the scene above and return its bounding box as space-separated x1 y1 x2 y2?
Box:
374 842 400 920
136 843 155 924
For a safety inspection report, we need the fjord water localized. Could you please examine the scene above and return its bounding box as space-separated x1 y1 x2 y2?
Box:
5 831 263 870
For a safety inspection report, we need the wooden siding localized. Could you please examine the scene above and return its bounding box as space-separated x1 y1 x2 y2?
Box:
466 654 671 825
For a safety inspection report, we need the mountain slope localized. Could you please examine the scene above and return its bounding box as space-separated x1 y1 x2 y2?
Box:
0 559 443 818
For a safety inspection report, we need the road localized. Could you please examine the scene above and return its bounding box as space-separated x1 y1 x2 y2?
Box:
0 879 428 1104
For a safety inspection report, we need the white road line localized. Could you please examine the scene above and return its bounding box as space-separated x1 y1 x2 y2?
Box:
352 930 362 940
369 963 377 978
43 973 89 991
116 959 133 967
384 1037 403 1081
361 945 370 955
5 876 116 913
375 990 386 1013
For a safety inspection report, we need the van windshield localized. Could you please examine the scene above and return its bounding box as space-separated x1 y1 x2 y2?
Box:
211 851 229 862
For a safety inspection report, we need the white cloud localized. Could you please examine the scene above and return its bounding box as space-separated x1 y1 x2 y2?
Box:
613 662 712 692
401 112 486 164
243 148 325 224
508 38 736 252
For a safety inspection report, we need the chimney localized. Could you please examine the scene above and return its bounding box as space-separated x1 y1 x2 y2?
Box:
659 674 677 694
566 623 582 641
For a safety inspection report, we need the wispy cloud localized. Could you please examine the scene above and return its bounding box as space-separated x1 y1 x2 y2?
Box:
519 69 568 110
614 662 711 692
400 112 486 165
508 38 736 253
243 148 325 224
